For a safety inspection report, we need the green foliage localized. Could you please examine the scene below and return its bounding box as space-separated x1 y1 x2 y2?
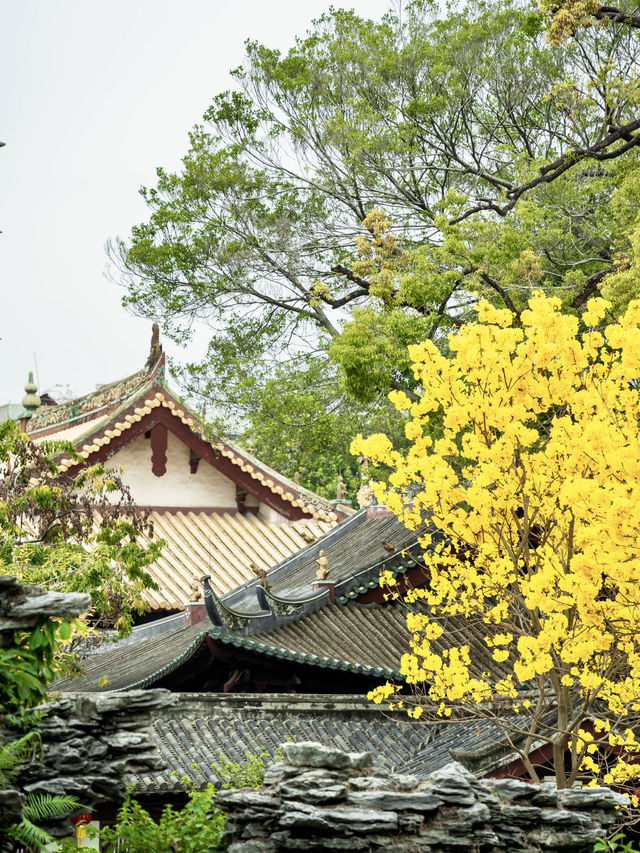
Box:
82 786 225 853
80 748 278 853
0 730 41 789
0 418 162 632
112 0 640 484
0 616 65 709
10 793 82 852
0 730 82 852
211 744 280 789
593 835 640 853
230 355 408 500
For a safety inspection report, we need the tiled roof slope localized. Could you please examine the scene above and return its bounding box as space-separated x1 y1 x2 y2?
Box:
124 693 505 793
222 508 429 612
142 512 333 610
53 623 206 692
54 602 410 693
55 599 505 694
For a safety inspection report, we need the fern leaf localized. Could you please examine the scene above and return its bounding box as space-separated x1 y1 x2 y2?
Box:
23 792 81 820
8 817 55 852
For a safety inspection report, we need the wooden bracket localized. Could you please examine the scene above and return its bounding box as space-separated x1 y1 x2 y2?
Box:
150 423 168 477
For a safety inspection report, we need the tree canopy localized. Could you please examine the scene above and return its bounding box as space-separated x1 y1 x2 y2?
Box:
111 0 640 494
356 292 640 795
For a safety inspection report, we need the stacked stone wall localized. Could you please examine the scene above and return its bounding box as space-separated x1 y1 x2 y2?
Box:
0 575 172 839
218 741 626 852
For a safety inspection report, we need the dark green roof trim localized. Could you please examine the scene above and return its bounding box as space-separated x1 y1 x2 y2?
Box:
116 627 210 691
206 626 400 680
336 544 429 603
203 576 332 634
115 623 401 692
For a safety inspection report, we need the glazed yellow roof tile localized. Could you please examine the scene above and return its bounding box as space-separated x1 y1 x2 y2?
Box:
140 511 334 610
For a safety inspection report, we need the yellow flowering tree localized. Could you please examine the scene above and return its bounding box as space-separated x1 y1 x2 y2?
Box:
353 292 640 791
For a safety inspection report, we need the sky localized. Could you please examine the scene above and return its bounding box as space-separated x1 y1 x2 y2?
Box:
0 0 392 406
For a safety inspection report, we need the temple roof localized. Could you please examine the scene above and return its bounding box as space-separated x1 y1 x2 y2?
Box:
221 507 431 613
22 340 353 610
26 352 340 524
54 602 410 692
121 693 507 793
54 597 505 694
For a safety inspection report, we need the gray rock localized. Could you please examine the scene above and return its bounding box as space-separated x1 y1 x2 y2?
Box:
279 804 334 832
228 841 277 853
393 773 420 791
537 826 602 849
272 834 370 851
219 742 625 852
540 808 585 825
349 775 391 791
0 788 24 828
262 760 302 786
216 789 280 810
465 801 492 824
398 812 425 832
347 790 443 812
277 767 343 790
108 731 149 749
319 805 398 833
558 787 628 809
427 762 477 803
418 828 474 848
488 777 540 800
281 800 398 833
531 784 559 807
472 828 501 847
494 803 542 825
280 782 347 804
10 590 91 618
281 741 373 771
240 820 273 838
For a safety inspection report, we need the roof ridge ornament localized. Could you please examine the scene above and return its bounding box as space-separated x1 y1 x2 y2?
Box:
201 575 269 631
21 371 41 412
201 575 331 634
145 322 164 373
254 585 326 618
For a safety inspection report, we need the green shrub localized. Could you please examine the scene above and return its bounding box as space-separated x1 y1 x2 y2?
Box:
593 834 640 852
69 746 281 852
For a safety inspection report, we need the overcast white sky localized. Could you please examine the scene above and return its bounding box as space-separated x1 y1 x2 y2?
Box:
0 0 391 406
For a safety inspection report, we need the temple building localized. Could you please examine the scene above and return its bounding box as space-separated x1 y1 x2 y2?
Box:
19 328 349 614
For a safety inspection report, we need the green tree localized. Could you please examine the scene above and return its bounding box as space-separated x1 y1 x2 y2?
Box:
0 419 162 633
111 0 640 486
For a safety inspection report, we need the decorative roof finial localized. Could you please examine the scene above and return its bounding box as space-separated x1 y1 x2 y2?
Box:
315 549 329 580
145 322 163 373
21 371 41 412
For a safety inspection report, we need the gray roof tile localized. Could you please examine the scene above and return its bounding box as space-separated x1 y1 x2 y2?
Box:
127 693 450 793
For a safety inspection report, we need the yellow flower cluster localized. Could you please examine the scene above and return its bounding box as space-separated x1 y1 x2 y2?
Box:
354 292 640 787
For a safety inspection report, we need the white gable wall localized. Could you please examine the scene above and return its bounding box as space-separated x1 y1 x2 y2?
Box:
107 430 288 521
108 430 236 508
